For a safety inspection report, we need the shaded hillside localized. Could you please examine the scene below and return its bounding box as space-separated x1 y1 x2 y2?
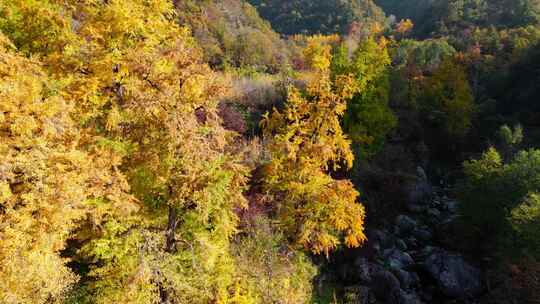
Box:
496 41 540 144
247 0 387 35
376 0 540 37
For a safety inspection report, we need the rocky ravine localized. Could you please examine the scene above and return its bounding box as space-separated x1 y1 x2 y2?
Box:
335 173 482 304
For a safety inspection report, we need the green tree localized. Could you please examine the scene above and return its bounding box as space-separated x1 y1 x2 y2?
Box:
460 147 540 259
460 147 506 238
510 192 540 258
332 37 397 156
415 57 475 139
497 124 524 160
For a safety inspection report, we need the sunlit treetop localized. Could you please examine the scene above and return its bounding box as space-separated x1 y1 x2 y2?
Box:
0 32 135 304
261 37 366 255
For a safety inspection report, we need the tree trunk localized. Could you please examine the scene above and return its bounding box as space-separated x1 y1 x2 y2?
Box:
165 205 178 253
160 205 179 304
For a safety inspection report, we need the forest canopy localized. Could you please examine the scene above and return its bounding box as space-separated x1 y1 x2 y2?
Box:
1 0 540 303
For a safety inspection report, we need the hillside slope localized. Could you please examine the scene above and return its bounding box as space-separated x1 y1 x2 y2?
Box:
375 0 540 36
176 0 290 72
247 0 387 35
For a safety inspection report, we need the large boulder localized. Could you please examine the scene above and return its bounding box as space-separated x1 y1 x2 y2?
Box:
395 215 418 236
384 248 414 269
423 250 482 299
404 167 433 206
393 269 420 290
346 257 384 284
366 228 394 249
412 228 433 242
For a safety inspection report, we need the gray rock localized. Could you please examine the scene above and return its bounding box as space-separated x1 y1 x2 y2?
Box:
443 200 460 213
384 248 414 269
405 178 433 205
405 237 418 249
396 239 408 251
416 166 428 182
422 245 436 255
412 228 433 241
407 203 428 213
351 257 386 283
412 245 437 262
397 290 423 304
367 228 393 249
392 269 419 290
395 215 417 235
425 208 442 225
426 208 441 219
423 250 482 299
371 271 400 302
367 228 386 242
373 243 381 255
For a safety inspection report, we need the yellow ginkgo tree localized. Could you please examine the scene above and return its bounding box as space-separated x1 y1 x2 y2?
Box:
0 33 134 304
261 36 367 255
1 1 249 303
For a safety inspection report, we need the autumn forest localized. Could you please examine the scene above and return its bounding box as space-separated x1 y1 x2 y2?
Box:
1 0 540 303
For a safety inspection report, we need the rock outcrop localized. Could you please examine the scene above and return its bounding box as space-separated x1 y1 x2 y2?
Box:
423 249 482 299
341 185 483 304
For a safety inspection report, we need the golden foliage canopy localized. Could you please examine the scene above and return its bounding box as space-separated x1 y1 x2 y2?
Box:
262 41 366 255
1 1 250 303
0 33 134 304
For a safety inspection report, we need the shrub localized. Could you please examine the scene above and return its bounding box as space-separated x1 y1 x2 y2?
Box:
232 216 317 304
